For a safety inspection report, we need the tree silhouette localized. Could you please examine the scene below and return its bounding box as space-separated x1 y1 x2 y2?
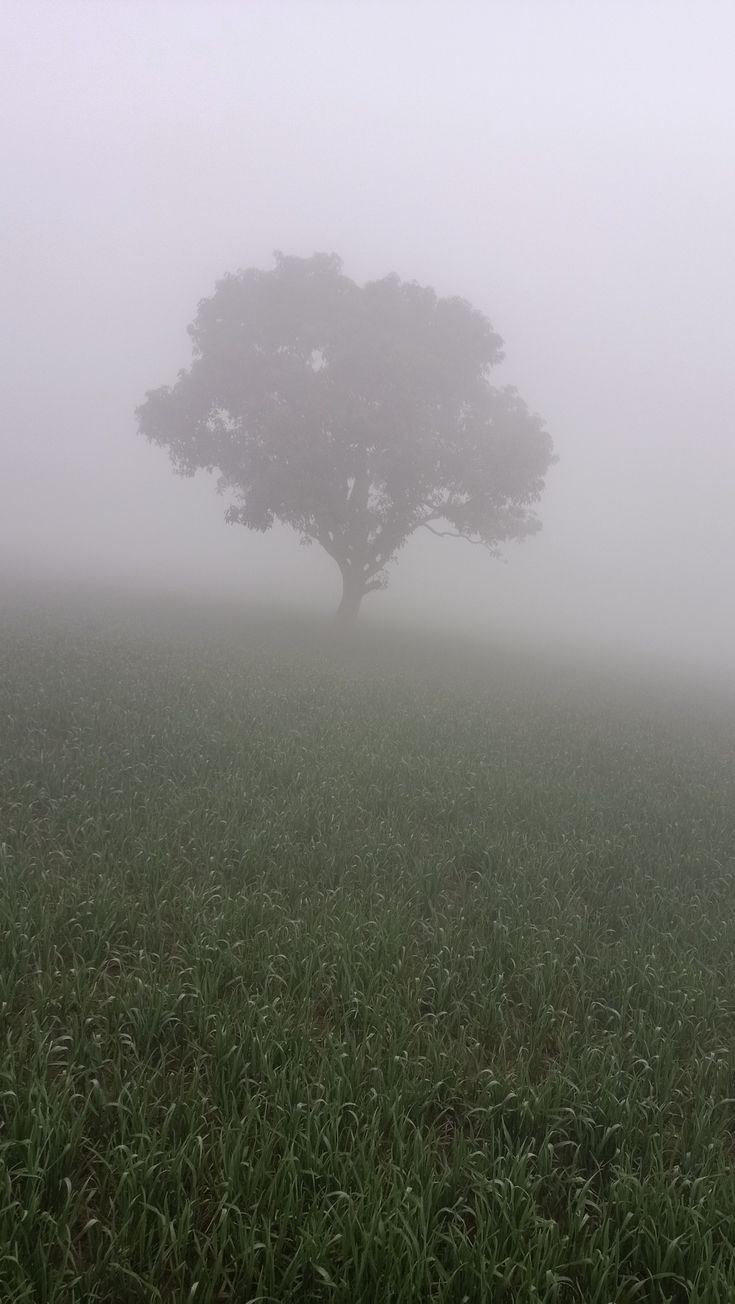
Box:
137 252 556 624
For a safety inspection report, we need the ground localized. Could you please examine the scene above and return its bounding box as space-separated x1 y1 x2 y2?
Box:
1 593 734 1302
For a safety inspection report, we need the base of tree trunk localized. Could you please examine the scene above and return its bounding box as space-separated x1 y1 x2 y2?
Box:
335 579 364 628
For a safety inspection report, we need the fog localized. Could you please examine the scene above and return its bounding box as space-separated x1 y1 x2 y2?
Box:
3 0 734 676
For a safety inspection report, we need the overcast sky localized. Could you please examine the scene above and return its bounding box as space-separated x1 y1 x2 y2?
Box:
3 0 734 672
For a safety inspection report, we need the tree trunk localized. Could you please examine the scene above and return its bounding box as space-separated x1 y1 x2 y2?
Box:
335 566 365 628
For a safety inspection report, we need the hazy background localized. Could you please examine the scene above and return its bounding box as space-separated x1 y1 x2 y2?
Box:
3 0 734 674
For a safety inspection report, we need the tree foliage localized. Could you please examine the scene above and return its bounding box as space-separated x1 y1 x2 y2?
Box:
137 252 556 622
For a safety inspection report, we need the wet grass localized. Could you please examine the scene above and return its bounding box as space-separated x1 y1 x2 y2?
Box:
1 597 735 1301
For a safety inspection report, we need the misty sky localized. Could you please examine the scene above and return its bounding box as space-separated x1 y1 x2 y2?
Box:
3 1 734 672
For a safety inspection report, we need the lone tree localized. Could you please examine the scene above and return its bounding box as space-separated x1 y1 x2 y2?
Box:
137 252 556 625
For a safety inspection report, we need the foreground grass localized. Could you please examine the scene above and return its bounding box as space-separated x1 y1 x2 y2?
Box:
1 597 735 1302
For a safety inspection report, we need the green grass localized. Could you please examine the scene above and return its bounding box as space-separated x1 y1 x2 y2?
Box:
1 595 735 1302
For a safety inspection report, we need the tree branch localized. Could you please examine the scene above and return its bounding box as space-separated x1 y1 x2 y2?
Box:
420 522 488 546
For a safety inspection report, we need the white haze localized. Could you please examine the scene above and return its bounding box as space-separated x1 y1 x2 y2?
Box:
2 0 734 676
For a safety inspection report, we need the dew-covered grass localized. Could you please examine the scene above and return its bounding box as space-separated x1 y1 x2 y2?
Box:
1 595 734 1302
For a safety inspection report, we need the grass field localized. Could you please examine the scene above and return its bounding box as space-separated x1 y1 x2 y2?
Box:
2 594 735 1302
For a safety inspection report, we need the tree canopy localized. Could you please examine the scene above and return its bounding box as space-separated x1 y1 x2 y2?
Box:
137 252 556 623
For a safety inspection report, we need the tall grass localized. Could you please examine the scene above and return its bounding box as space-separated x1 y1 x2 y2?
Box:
1 600 734 1301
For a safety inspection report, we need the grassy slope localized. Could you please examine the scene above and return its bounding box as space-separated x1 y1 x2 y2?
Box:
1 597 735 1302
